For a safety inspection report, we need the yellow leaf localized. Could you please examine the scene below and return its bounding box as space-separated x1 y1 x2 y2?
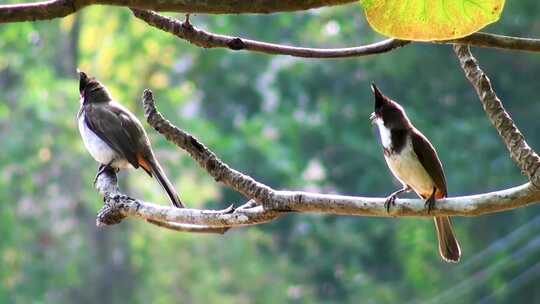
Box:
361 0 505 41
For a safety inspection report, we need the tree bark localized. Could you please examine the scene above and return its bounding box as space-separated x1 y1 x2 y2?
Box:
454 45 540 188
0 0 357 23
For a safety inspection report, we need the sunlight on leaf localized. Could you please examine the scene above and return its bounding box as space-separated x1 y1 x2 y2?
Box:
360 0 505 41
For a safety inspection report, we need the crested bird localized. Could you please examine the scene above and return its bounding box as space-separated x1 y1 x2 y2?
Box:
77 70 184 208
369 83 461 263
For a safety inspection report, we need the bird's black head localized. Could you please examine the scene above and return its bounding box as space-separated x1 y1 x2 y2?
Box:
78 69 112 104
369 83 411 130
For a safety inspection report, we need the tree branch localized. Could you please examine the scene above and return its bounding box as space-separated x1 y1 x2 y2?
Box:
454 45 540 188
130 9 409 58
0 0 356 24
0 0 84 23
448 32 540 53
131 9 540 59
94 166 237 233
95 159 540 229
145 219 230 234
142 89 274 204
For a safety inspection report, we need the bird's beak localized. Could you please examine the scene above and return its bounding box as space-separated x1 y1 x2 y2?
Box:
369 112 377 124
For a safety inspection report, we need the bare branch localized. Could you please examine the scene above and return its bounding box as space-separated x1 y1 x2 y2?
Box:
145 219 230 234
448 32 540 53
95 168 281 228
0 0 356 24
454 45 540 188
142 89 274 205
131 9 409 58
125 0 355 14
0 0 85 23
94 166 244 232
95 165 540 229
132 10 540 58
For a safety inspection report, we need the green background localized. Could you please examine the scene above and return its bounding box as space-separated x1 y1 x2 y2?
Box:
1 1 540 303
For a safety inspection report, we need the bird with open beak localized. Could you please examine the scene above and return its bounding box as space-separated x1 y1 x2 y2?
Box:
369 83 461 263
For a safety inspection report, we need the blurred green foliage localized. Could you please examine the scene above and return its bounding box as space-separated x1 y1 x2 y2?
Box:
2 2 540 303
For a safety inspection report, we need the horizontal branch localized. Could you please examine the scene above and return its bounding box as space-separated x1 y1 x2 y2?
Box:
447 32 540 53
0 0 83 23
145 219 230 234
132 10 540 59
0 0 356 23
94 166 238 233
131 9 409 58
95 165 540 228
277 183 540 217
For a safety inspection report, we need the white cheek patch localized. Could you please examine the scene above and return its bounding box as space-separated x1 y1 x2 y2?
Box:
376 119 392 149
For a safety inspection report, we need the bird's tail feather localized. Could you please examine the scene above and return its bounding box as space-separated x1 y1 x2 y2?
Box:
141 155 184 208
434 216 461 263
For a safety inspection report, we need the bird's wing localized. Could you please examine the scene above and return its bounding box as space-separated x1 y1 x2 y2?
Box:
411 129 448 197
83 103 143 169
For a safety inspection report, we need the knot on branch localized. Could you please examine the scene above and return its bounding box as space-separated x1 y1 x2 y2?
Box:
227 38 246 50
181 14 193 31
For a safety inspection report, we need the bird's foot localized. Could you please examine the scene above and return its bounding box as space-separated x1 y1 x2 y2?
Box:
94 164 106 185
383 186 411 213
384 195 397 213
93 163 117 185
424 196 435 214
109 193 136 203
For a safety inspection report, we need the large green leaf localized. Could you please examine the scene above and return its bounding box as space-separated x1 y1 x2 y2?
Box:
361 0 505 41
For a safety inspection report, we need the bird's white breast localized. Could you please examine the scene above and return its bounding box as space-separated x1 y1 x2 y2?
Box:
78 113 130 168
375 119 435 197
384 137 435 197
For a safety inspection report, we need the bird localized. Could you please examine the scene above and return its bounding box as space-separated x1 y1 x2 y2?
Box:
369 83 461 263
77 70 184 208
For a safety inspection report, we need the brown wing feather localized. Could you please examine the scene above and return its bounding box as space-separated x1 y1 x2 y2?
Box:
84 104 143 169
411 129 447 198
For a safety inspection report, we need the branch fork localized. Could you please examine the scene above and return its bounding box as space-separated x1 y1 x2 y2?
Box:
95 70 540 232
